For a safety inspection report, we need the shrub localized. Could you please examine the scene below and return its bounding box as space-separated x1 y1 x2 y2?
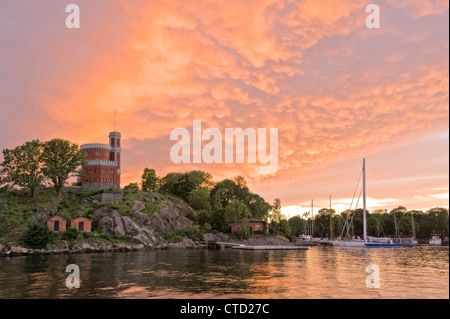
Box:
61 227 79 241
163 225 204 243
20 222 54 249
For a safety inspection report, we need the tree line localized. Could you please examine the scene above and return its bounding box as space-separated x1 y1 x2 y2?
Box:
126 169 273 238
280 206 448 241
129 168 449 241
1 139 447 241
0 139 85 198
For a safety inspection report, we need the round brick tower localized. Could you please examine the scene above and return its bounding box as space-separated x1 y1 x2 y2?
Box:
80 132 121 190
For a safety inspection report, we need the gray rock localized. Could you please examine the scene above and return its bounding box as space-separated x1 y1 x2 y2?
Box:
150 204 195 234
81 193 124 206
81 197 99 206
132 211 150 225
182 237 195 247
92 206 126 237
131 200 146 213
128 226 157 247
202 233 230 242
122 216 141 233
32 206 58 223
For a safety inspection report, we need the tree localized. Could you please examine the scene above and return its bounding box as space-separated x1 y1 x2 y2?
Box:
314 208 334 238
124 182 140 191
278 219 292 237
398 215 419 237
270 198 282 223
224 199 251 239
141 168 159 192
210 179 238 208
247 193 271 222
160 170 212 201
188 188 211 212
389 206 406 237
41 139 85 198
426 207 449 239
233 175 247 188
288 215 305 237
0 140 44 198
20 222 53 249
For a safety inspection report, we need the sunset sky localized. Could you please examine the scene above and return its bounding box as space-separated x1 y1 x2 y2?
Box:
0 0 448 217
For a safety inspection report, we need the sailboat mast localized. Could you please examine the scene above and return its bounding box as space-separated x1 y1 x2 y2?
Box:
330 195 333 240
363 158 367 242
311 199 314 237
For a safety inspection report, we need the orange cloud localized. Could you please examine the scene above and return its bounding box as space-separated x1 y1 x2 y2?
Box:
1 0 448 211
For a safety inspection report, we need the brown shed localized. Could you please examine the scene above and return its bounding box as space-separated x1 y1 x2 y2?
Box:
230 217 264 235
47 215 67 232
71 216 92 232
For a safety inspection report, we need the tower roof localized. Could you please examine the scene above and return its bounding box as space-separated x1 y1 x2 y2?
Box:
109 132 121 137
80 143 111 151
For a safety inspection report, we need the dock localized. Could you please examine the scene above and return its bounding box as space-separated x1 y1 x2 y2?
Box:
206 241 245 249
205 241 309 250
232 245 308 250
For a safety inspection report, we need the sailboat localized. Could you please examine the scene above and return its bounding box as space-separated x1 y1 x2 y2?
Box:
331 158 404 247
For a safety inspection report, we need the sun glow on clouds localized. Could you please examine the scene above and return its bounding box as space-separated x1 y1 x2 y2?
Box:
0 0 448 212
281 197 399 219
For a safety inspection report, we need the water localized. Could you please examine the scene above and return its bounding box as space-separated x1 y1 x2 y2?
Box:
0 246 448 299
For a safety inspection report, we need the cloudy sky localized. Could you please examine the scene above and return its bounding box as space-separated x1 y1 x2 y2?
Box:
0 0 448 217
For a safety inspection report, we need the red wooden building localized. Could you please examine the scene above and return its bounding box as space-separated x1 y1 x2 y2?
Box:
70 216 92 232
47 215 67 232
230 217 264 235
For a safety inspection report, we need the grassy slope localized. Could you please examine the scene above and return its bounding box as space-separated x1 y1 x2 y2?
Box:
0 188 183 244
0 188 286 247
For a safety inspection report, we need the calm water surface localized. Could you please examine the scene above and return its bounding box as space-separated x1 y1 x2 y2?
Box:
0 246 448 299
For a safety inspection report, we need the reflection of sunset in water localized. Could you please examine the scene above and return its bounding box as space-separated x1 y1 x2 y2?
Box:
0 247 448 299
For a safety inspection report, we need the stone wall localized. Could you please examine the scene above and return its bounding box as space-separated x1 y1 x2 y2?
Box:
81 182 117 191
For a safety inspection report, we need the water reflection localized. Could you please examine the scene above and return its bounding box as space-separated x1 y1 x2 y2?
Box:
0 246 447 299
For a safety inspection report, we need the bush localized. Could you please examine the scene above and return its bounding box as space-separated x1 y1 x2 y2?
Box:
164 225 204 243
230 227 250 240
20 222 54 249
61 227 79 241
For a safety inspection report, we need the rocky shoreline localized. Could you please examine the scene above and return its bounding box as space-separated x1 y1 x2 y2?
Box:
0 233 299 257
0 237 205 257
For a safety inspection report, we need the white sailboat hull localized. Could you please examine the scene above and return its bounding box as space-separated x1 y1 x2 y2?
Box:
331 240 366 247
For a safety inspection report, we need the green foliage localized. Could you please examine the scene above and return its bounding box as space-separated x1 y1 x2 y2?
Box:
20 222 54 249
224 199 251 239
141 168 159 192
271 219 292 237
196 209 212 227
209 177 271 231
288 215 305 237
224 199 251 224
124 182 140 192
164 225 204 243
61 227 79 241
41 138 85 197
0 140 44 198
188 188 211 212
270 198 282 223
160 170 213 202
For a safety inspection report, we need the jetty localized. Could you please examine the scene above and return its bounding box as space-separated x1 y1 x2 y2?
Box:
206 241 244 249
232 245 308 250
205 241 308 250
